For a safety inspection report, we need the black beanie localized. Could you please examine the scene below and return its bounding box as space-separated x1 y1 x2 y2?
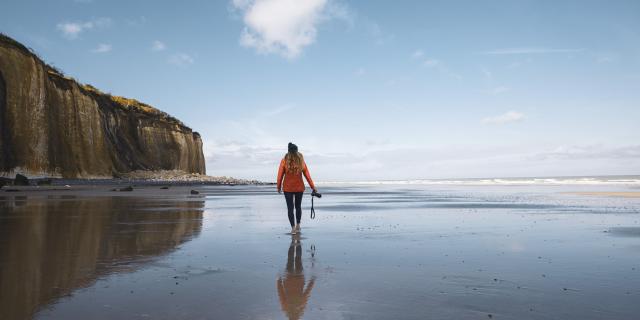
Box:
288 142 298 153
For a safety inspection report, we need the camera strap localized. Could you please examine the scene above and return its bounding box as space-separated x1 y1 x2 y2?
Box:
310 195 316 219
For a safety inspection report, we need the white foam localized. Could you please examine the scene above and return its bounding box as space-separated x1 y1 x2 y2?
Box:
319 176 640 186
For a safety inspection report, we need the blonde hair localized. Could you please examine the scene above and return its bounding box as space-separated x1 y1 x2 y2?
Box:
284 152 304 173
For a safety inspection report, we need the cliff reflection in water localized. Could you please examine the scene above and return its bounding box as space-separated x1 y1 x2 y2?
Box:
0 196 204 320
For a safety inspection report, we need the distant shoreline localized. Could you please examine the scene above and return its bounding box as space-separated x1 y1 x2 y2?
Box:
0 170 269 187
565 192 640 198
317 175 640 186
0 177 270 187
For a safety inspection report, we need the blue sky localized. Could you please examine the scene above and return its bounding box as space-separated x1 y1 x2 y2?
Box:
1 0 639 181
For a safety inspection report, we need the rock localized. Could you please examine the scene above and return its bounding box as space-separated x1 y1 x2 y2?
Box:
14 174 29 186
120 186 134 192
160 186 169 189
112 170 264 184
0 177 12 187
36 179 52 186
0 34 205 179
190 190 199 195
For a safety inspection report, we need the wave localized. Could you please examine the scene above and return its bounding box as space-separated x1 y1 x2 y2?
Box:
320 175 640 186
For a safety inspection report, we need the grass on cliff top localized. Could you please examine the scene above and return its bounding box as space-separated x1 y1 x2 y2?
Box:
82 84 157 114
81 84 185 126
1 33 66 76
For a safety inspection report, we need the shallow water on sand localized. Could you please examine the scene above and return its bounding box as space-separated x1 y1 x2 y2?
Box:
1 184 639 319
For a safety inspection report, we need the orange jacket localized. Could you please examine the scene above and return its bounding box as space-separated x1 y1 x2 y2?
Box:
277 158 315 193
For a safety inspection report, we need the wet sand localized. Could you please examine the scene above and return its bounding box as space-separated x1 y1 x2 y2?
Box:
1 184 639 319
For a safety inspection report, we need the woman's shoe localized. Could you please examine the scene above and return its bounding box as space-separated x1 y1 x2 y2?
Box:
291 226 297 234
295 224 301 232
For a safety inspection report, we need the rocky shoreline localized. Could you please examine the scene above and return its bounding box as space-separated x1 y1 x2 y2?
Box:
115 170 266 185
1 170 269 187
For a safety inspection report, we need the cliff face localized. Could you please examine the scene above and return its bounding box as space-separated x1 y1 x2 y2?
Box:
0 34 205 178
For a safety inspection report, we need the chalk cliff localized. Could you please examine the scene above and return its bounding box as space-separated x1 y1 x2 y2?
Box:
0 34 205 178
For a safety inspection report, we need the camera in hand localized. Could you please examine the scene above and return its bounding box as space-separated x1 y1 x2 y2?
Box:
311 190 322 198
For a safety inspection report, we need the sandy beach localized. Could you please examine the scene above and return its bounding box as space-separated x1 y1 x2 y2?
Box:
1 183 639 319
2 1 639 319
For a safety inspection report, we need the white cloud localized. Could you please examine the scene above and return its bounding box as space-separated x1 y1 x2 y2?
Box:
204 137 640 181
485 86 510 95
200 109 637 181
168 53 194 66
594 53 617 64
204 138 387 181
481 47 584 55
57 23 83 39
532 145 640 160
56 17 112 39
482 111 525 124
151 40 166 51
410 50 461 79
479 67 509 95
414 56 460 79
365 21 394 45
596 56 613 63
422 58 440 67
263 104 295 116
91 43 112 53
481 67 492 80
205 140 282 163
232 0 252 8
126 16 147 26
232 0 330 58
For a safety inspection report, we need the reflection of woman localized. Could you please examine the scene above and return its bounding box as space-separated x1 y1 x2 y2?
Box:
277 236 315 320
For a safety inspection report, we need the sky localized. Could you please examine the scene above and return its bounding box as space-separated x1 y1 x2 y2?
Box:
1 0 639 181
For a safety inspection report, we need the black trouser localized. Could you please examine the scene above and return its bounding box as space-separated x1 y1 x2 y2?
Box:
287 239 303 273
284 192 303 227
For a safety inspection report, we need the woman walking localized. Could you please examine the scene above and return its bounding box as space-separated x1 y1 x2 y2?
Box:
277 142 317 234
